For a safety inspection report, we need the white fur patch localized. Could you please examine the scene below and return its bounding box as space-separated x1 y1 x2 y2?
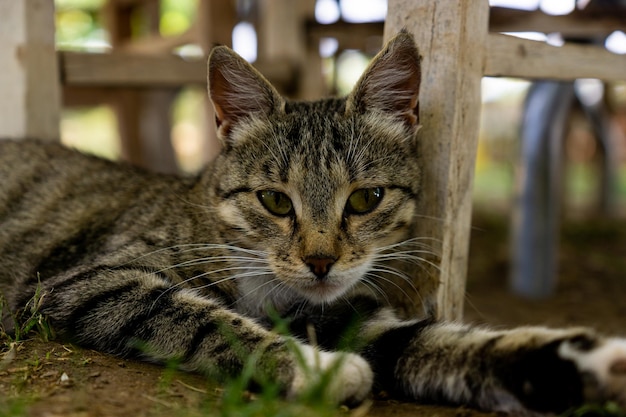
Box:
559 337 626 404
288 344 373 404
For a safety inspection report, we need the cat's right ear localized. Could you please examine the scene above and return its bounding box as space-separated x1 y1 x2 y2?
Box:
208 46 284 142
346 30 421 132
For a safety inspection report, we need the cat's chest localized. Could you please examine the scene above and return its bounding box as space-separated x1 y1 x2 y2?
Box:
233 274 306 321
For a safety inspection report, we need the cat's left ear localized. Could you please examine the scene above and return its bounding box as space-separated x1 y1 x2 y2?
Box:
208 46 284 141
346 30 421 131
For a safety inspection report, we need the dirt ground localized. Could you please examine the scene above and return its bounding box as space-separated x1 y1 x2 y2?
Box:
1 212 625 417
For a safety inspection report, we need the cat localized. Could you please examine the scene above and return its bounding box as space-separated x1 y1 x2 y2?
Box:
1 30 625 414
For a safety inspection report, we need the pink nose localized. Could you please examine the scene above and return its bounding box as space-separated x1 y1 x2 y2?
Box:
305 256 337 279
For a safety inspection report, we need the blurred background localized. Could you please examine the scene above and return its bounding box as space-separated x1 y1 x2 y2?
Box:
54 0 626 219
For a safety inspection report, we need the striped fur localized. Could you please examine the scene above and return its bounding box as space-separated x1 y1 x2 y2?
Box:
1 31 625 413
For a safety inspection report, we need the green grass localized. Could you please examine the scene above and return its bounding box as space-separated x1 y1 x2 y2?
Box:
0 285 51 417
0 397 33 417
0 279 54 346
564 402 626 417
213 314 354 417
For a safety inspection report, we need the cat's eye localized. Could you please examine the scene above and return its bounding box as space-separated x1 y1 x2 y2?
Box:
257 190 294 217
345 187 384 215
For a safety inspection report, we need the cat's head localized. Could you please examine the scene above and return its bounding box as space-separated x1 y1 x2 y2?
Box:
207 31 422 305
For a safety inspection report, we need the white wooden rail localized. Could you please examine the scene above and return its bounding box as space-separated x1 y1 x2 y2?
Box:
0 0 60 141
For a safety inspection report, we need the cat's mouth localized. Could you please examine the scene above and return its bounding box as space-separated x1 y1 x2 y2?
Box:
280 264 369 304
291 276 356 304
306 281 344 297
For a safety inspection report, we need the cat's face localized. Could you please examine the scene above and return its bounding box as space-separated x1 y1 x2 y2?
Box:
207 31 422 305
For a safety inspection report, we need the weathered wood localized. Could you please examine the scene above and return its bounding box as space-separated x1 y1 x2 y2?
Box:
60 52 296 90
306 21 384 53
101 0 179 173
61 52 206 87
385 0 489 321
258 0 323 99
298 0 326 100
489 6 626 36
0 0 60 141
119 28 197 54
485 34 626 81
305 7 625 45
196 0 238 163
196 0 237 53
137 89 180 174
258 0 303 62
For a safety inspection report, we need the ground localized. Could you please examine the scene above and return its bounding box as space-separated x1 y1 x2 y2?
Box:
1 212 625 417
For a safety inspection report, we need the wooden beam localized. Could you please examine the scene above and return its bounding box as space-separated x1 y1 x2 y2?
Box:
306 21 384 51
195 0 237 53
485 33 626 81
489 6 626 36
59 52 296 90
195 0 238 162
118 28 198 54
0 0 60 141
385 0 489 321
60 52 205 87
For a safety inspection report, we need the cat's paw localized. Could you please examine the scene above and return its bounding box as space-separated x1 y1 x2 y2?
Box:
288 344 373 405
559 336 626 406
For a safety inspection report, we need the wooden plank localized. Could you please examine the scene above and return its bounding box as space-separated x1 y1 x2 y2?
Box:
0 0 60 141
60 52 296 89
258 0 304 97
101 0 176 173
257 0 323 99
306 21 384 51
118 28 197 54
60 52 205 87
485 33 626 81
385 0 489 321
259 0 303 61
489 6 626 36
195 0 237 53
297 0 326 100
195 0 238 162
62 86 120 107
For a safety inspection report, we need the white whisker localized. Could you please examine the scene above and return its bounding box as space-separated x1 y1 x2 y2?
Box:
365 269 423 307
358 279 391 305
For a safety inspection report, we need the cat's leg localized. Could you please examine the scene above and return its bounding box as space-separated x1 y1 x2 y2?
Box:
366 319 626 414
24 267 372 403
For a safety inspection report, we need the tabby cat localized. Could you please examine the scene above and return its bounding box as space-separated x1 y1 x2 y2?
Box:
1 31 625 414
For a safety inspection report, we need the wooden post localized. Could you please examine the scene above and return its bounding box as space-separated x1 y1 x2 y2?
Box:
258 0 323 99
298 0 326 100
258 0 303 64
103 0 179 173
385 0 489 321
197 0 237 162
0 0 60 141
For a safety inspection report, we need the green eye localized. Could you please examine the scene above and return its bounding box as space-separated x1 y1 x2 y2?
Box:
345 187 384 215
257 190 294 216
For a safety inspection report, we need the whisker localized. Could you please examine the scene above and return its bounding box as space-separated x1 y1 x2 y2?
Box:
156 256 270 273
358 279 392 305
374 255 441 272
236 275 285 304
152 265 273 306
374 237 442 255
365 271 422 307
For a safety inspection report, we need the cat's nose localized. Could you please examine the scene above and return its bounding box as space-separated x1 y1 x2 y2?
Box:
305 255 337 279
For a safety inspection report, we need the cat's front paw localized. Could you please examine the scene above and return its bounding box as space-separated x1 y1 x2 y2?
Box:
559 336 626 406
288 344 373 405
